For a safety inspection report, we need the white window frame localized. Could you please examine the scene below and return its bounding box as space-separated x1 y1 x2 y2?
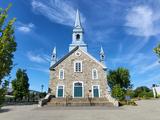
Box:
56 85 64 98
74 61 82 72
72 81 84 98
59 69 64 80
92 69 98 79
92 85 100 98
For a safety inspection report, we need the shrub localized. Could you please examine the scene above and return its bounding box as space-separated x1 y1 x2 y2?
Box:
119 100 137 106
112 84 125 101
139 91 153 99
0 88 6 108
39 92 47 98
134 86 153 99
125 89 135 98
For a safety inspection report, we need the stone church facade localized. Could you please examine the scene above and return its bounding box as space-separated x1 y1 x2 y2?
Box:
50 47 107 98
49 10 117 105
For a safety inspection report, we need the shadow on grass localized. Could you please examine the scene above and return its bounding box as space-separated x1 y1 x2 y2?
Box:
0 108 11 113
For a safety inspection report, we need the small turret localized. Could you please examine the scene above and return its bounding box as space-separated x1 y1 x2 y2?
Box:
50 47 57 67
100 46 105 64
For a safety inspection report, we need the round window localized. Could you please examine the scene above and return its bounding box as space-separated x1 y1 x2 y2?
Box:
75 52 81 56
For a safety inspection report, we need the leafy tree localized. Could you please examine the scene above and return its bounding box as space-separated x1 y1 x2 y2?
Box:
134 86 153 98
107 67 131 89
0 89 6 107
0 4 16 106
0 4 16 81
126 89 135 98
154 44 160 58
12 69 29 100
112 84 125 101
0 80 9 106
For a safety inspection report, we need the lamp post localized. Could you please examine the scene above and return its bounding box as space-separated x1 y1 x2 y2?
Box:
41 84 44 93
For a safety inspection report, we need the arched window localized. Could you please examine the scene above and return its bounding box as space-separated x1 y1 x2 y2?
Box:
92 69 98 79
56 85 64 98
59 69 64 80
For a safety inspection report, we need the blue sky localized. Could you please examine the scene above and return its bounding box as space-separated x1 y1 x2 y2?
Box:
1 0 160 91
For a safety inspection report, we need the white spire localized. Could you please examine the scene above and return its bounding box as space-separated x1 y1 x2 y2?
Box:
100 46 105 63
100 46 104 54
50 47 57 67
74 9 81 28
53 46 56 54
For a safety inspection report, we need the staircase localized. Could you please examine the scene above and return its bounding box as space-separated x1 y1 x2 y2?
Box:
47 97 114 107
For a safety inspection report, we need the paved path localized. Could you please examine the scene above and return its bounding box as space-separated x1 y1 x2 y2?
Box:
0 99 160 120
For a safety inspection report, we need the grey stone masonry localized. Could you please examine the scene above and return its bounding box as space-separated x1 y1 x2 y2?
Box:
49 48 108 98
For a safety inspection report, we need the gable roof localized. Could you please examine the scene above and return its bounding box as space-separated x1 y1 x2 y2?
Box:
79 48 107 69
50 46 107 70
50 46 79 70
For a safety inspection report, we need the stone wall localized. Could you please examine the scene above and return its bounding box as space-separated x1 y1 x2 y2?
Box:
49 48 108 98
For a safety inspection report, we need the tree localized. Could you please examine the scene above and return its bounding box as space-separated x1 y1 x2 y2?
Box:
12 69 29 100
0 4 16 81
0 4 16 106
107 67 131 89
154 44 160 58
0 80 9 107
134 86 153 98
126 89 135 98
111 84 125 101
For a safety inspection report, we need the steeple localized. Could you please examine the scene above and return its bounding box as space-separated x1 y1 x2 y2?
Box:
69 9 87 52
50 47 57 67
100 46 105 64
74 10 82 28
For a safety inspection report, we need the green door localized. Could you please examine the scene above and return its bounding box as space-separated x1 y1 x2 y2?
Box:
57 86 63 97
74 82 82 97
93 86 99 97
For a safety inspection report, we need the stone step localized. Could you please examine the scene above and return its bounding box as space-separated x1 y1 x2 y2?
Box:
47 102 113 107
47 98 113 107
49 98 109 102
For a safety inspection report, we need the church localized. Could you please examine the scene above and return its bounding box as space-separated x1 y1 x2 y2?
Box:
48 10 118 106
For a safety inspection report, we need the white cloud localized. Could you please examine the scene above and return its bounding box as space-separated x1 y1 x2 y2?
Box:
138 61 159 74
16 22 35 33
31 0 85 26
125 5 160 38
135 73 160 87
27 52 50 63
111 52 159 75
29 66 49 74
90 29 113 43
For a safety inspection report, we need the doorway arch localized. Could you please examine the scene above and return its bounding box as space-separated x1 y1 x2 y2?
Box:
73 81 84 98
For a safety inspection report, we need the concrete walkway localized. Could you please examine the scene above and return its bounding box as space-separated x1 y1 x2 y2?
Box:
0 99 160 120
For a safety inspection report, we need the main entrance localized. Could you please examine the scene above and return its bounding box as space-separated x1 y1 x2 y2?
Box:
73 81 83 98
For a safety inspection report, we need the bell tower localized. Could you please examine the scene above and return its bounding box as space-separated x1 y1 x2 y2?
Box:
69 10 87 52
